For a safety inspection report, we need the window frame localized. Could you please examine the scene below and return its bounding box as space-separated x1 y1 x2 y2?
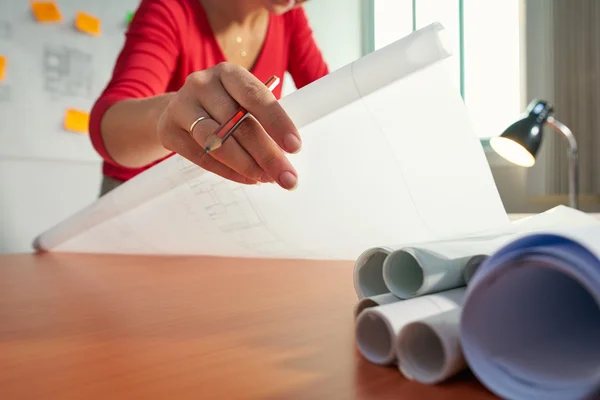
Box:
363 0 524 150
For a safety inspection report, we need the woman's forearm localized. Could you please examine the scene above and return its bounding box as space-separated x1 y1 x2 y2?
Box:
100 93 174 169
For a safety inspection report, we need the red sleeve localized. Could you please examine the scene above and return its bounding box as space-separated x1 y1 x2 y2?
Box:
88 0 183 165
286 7 329 89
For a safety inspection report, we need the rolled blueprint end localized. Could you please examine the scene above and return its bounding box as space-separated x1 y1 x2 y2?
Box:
354 293 402 319
461 233 600 400
396 309 466 384
32 235 45 252
462 255 488 285
383 247 472 299
382 249 424 298
356 288 465 366
355 307 396 365
354 247 392 299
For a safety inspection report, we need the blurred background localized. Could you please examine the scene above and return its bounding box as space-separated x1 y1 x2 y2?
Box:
1 0 599 253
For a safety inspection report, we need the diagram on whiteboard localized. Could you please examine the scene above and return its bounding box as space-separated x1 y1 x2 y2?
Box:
43 45 93 99
0 21 12 40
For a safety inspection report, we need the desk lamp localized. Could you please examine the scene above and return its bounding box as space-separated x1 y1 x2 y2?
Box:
490 99 579 209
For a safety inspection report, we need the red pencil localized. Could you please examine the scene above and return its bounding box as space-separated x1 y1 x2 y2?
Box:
203 75 280 153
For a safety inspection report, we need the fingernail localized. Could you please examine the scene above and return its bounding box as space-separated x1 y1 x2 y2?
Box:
278 171 298 190
283 133 302 154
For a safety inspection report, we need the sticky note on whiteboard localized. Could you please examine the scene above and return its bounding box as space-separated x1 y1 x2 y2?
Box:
31 1 63 23
64 109 90 134
0 56 6 81
75 12 101 36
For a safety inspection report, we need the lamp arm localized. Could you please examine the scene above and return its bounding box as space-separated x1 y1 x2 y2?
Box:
545 116 579 209
546 116 578 153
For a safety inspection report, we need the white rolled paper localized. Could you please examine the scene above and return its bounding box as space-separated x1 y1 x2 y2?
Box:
396 309 466 384
382 247 470 298
462 254 488 285
353 246 393 299
354 292 402 319
355 287 465 365
364 206 598 300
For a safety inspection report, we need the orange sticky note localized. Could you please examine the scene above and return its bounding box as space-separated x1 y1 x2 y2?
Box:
0 56 6 82
30 1 63 23
64 109 90 134
75 11 101 36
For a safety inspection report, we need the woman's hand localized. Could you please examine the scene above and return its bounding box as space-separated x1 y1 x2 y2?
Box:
157 62 301 190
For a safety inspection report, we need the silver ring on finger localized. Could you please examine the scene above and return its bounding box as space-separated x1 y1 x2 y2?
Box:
188 116 207 138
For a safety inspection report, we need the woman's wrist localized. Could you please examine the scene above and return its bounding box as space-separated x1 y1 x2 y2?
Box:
152 93 176 147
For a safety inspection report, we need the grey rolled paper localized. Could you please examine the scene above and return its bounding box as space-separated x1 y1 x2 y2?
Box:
382 247 473 299
396 309 467 384
462 254 488 285
353 246 393 299
355 287 465 366
354 292 402 319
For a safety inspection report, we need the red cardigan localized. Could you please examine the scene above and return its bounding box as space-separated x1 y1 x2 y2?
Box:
89 0 329 182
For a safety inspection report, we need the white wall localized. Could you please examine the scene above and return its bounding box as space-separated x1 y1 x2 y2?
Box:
304 0 364 71
282 0 364 95
0 158 102 253
0 0 365 253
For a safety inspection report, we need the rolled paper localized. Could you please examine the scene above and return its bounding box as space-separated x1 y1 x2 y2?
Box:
381 234 507 299
377 218 575 299
355 287 465 365
382 247 475 299
353 246 392 299
354 206 599 300
354 292 402 319
462 254 488 285
396 309 466 384
461 224 600 400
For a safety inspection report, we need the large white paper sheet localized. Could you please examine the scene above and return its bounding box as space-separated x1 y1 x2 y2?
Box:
461 221 600 400
34 23 509 260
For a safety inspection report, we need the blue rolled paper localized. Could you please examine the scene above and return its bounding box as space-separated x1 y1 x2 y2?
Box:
460 226 600 400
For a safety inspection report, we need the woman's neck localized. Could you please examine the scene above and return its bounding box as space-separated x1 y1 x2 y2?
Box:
200 0 265 27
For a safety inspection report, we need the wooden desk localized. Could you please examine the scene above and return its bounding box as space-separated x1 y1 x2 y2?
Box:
0 254 495 399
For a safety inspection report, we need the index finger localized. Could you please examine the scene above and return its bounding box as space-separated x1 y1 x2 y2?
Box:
217 64 302 154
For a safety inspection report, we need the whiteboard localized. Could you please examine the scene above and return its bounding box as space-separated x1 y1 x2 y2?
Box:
0 0 141 163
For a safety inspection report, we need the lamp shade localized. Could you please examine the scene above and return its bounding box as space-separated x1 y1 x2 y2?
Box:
490 100 554 167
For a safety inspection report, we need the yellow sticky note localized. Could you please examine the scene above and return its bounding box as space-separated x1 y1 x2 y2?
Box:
31 1 63 23
0 56 6 82
64 109 90 134
75 11 101 36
